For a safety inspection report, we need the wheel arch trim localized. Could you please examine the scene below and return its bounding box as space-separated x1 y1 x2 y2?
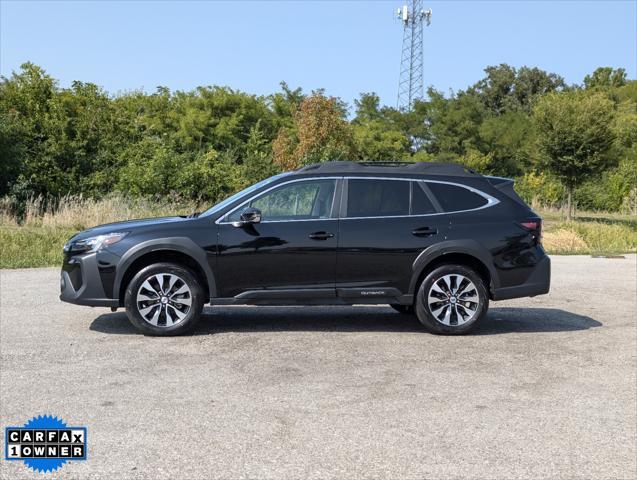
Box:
409 240 498 295
114 237 217 300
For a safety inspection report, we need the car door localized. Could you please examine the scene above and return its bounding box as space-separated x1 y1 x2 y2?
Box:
216 178 340 298
335 178 449 299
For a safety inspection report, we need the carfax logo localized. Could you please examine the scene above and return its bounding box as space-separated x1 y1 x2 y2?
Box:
4 415 87 473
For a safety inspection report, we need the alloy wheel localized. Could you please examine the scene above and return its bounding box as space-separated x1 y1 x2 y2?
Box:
427 274 479 326
136 273 192 327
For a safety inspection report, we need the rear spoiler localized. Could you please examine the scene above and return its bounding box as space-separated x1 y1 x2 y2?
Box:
484 176 531 209
485 176 514 190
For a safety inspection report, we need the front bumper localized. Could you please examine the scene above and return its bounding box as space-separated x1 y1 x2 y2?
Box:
59 252 119 307
492 255 551 301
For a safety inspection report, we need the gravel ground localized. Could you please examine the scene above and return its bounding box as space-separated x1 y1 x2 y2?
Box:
0 255 635 479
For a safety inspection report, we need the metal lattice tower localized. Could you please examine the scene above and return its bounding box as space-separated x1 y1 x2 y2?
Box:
396 1 431 110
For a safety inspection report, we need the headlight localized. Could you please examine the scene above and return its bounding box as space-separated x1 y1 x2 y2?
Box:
64 232 129 254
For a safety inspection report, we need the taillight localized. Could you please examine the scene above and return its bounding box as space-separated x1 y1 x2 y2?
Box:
519 218 542 243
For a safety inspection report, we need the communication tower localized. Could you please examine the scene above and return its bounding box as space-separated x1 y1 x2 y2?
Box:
395 1 432 110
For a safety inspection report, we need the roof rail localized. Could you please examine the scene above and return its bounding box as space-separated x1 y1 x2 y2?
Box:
357 161 416 167
296 161 477 177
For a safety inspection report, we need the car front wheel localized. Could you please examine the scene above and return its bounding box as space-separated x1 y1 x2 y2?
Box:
415 264 489 335
124 263 204 336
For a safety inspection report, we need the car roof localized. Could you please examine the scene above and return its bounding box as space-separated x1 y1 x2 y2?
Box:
294 161 479 178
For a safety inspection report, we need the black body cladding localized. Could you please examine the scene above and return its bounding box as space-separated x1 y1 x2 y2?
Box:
60 161 550 315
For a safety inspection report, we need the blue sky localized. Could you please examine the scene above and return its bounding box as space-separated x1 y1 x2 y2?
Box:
1 1 635 111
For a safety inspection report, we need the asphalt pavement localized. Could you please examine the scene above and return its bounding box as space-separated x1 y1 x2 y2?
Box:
1 255 635 479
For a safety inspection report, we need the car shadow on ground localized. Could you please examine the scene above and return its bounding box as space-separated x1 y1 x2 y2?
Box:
89 306 601 336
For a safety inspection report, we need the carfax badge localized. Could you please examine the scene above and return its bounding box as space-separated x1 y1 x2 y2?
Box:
4 415 87 473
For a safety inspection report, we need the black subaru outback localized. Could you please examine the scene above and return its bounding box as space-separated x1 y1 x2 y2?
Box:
60 161 550 335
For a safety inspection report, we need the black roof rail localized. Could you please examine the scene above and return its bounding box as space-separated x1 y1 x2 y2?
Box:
357 161 416 167
296 161 478 177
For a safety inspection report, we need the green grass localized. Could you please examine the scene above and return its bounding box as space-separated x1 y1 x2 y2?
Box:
539 209 637 255
0 226 75 269
0 212 635 269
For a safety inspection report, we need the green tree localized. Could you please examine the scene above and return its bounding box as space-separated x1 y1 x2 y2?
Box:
176 150 248 203
423 88 485 157
352 122 410 161
478 111 535 176
352 92 411 160
116 138 184 196
243 121 279 183
469 64 565 114
584 67 627 89
0 62 56 197
1 61 634 215
354 92 383 122
269 82 305 130
533 91 616 219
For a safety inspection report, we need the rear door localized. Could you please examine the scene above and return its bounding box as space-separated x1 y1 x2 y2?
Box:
335 178 449 299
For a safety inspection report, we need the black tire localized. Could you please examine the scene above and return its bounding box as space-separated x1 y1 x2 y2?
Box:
389 304 414 315
124 262 205 336
415 264 489 335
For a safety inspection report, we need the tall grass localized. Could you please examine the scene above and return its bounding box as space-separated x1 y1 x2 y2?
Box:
0 226 76 269
542 220 637 255
0 196 635 269
0 195 203 268
0 194 199 230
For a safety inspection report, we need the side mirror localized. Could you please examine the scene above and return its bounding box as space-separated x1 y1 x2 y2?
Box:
232 207 262 227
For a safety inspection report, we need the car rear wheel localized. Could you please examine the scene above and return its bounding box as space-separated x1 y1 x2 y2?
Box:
415 264 488 335
124 263 204 336
389 304 414 315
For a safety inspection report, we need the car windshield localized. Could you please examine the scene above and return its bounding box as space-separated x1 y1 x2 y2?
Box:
200 173 289 218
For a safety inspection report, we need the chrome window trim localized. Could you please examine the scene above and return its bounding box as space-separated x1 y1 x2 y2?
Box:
341 176 499 219
420 178 499 215
215 175 499 225
215 176 342 225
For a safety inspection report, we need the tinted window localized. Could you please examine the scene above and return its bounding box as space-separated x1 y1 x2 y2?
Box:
411 182 437 215
347 179 410 217
426 182 488 212
228 180 336 221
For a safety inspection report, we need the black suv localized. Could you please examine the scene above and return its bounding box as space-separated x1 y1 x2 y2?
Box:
60 161 550 335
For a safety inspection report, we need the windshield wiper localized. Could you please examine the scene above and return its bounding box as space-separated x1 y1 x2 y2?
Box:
187 211 201 219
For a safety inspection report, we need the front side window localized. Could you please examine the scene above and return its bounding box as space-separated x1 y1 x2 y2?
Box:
426 182 488 212
346 179 410 218
202 173 288 217
228 180 336 222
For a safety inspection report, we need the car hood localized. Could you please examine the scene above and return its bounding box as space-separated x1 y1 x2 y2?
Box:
70 216 190 241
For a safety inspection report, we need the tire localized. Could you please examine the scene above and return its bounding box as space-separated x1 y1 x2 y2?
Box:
389 304 414 315
124 262 205 336
415 264 489 335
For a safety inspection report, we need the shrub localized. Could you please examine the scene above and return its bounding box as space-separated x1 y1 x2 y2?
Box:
175 150 249 203
515 171 564 207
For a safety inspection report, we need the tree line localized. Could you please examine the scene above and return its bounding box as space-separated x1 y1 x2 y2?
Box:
1 62 635 216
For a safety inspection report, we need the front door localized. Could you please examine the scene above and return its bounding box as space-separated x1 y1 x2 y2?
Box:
216 178 340 298
336 178 449 298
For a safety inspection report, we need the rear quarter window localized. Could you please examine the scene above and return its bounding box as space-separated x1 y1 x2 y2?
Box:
426 182 488 212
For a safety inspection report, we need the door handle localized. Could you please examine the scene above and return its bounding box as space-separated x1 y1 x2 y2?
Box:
412 227 438 237
309 231 334 240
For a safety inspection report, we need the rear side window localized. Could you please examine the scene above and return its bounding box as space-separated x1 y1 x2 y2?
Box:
347 179 409 217
411 182 437 215
427 182 488 212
